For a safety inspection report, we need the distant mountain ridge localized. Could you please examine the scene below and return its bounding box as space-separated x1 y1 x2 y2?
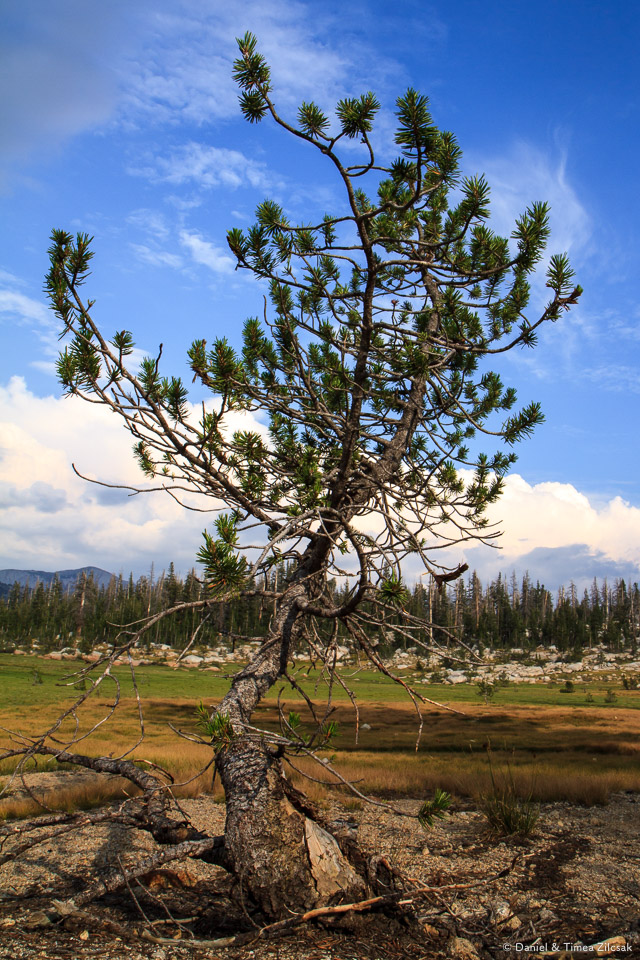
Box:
0 566 114 598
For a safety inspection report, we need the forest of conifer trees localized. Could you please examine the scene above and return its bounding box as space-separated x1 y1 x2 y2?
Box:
1 565 638 656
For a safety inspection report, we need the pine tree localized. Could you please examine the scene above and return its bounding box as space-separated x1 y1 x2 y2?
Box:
38 33 581 920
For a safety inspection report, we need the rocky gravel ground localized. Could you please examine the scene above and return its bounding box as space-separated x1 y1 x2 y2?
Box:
0 786 639 960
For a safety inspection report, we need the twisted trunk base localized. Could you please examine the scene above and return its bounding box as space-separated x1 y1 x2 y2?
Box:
218 738 367 919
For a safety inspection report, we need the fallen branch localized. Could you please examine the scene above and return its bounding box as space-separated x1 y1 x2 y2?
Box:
51 834 225 916
167 852 528 949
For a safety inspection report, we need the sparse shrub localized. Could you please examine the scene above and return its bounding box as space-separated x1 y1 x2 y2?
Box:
586 692 594 703
429 669 445 683
622 675 638 690
418 788 452 829
560 680 574 693
31 669 43 685
604 689 617 704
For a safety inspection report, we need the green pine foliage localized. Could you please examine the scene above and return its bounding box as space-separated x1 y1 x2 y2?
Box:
40 34 585 661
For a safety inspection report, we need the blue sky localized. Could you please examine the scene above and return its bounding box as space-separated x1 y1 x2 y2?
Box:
1 0 639 591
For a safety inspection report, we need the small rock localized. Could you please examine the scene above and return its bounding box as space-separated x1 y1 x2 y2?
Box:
493 899 511 922
593 937 631 956
446 936 480 959
79 930 89 941
23 910 52 928
539 907 557 922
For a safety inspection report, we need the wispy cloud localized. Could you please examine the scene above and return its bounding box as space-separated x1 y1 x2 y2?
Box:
119 0 352 127
126 208 171 240
468 141 591 261
132 143 272 191
582 364 640 394
0 287 58 361
29 360 58 377
0 290 49 325
130 243 183 270
179 230 235 273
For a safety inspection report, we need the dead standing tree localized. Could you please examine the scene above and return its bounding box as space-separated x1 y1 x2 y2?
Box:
4 33 580 926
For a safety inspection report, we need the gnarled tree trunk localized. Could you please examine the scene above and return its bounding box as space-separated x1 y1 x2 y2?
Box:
218 739 366 918
212 578 368 919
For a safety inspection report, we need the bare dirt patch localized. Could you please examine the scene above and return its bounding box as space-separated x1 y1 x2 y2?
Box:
1 782 639 960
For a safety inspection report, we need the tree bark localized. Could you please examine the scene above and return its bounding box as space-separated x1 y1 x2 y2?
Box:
212 580 368 919
218 739 366 918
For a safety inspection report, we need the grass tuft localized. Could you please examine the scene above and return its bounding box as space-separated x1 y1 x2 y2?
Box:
477 747 540 837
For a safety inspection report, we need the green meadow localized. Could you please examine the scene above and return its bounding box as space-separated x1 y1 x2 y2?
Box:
1 654 639 816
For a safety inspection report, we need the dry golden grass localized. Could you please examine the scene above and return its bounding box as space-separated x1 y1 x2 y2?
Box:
2 696 639 816
285 750 640 806
0 777 131 821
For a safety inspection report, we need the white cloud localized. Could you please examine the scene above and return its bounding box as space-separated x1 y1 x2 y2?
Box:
454 474 640 590
0 287 58 360
0 377 265 576
29 360 58 377
582 364 640 394
0 290 49 325
467 141 591 263
126 208 171 240
134 143 271 191
2 377 639 588
130 243 184 270
179 231 235 274
119 0 353 127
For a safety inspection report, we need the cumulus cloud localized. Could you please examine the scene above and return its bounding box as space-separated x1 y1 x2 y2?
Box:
2 374 638 589
456 474 640 591
0 482 68 514
0 377 265 576
467 544 639 593
486 474 640 565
